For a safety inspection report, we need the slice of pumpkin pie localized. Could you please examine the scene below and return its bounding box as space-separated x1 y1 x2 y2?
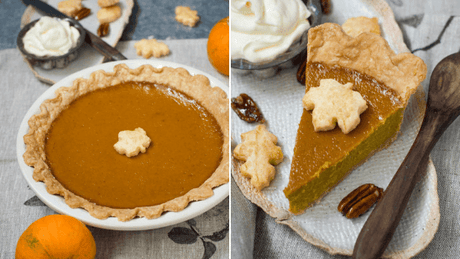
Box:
284 23 427 214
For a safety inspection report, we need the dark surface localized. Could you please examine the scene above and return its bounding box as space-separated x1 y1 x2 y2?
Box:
0 0 229 50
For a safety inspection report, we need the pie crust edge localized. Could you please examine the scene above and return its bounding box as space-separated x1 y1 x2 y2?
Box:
23 64 229 222
307 23 427 103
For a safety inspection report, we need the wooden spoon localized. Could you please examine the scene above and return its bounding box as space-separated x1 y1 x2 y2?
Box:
353 52 460 259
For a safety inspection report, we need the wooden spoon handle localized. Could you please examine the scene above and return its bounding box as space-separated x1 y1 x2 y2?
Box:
353 110 449 259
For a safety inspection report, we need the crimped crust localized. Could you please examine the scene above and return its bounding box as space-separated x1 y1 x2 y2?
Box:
23 64 229 221
307 23 427 103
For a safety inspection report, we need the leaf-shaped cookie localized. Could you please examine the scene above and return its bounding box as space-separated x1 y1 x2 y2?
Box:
233 125 283 191
303 79 368 134
134 39 170 59
175 6 200 27
114 127 151 157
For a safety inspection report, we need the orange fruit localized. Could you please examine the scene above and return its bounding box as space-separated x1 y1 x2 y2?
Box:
207 17 229 76
16 215 96 259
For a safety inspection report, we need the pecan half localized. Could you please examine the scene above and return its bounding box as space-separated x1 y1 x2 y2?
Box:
320 0 331 14
74 7 91 21
97 23 110 37
231 93 265 123
296 57 307 85
338 184 384 219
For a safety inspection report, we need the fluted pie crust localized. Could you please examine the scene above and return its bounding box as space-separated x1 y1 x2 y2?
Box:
23 64 229 221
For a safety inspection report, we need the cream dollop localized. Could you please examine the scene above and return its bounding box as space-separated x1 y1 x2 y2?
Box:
231 0 311 63
23 16 80 57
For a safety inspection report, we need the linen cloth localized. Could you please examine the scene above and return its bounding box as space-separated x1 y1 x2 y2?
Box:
231 3 460 259
0 39 229 259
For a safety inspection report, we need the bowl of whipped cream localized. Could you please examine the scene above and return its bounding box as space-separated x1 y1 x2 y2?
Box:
231 0 322 77
17 16 86 70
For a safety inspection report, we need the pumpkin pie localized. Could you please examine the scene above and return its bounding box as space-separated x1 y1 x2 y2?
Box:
23 64 229 221
284 23 427 214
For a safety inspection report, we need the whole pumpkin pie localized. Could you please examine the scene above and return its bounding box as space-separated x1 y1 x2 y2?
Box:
23 64 229 221
284 23 427 214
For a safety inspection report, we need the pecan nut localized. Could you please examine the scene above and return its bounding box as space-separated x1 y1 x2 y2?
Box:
74 7 91 21
320 0 331 14
231 93 265 123
97 23 110 37
338 183 384 219
296 57 307 85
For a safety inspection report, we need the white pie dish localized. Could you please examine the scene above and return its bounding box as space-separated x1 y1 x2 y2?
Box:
17 59 229 231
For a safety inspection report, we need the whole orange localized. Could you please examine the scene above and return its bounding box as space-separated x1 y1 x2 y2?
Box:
16 215 96 259
207 17 229 76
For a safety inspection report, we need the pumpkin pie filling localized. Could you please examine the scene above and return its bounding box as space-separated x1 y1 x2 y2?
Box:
45 82 223 209
285 62 404 214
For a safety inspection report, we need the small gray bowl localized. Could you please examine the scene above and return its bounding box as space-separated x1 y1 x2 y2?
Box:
17 17 86 70
231 0 322 78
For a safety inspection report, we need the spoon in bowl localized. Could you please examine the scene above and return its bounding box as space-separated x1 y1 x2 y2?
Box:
353 51 460 259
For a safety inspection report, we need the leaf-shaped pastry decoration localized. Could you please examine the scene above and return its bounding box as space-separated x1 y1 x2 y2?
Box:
303 79 368 134
233 125 284 190
114 127 151 157
134 39 170 58
175 6 200 27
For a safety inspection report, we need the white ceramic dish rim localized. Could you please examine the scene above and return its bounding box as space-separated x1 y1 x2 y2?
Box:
16 59 229 231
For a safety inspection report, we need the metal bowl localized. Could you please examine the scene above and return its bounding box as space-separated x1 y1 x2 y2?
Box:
231 0 322 78
17 17 86 70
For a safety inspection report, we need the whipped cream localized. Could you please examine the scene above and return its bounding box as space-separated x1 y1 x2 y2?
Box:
231 0 311 63
23 16 80 57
